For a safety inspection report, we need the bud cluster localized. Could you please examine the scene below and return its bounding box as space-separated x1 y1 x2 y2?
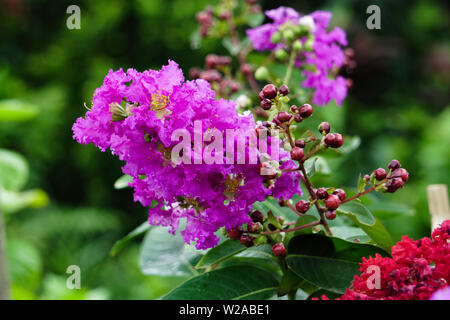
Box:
189 54 241 97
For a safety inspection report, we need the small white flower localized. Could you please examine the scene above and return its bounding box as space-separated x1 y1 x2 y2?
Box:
298 15 316 32
236 94 251 109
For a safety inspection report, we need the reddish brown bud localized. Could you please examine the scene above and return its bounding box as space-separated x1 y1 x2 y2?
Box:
298 104 313 118
325 210 337 220
295 200 310 213
325 194 341 210
272 243 286 257
290 147 305 161
373 168 387 181
333 188 346 201
262 84 278 99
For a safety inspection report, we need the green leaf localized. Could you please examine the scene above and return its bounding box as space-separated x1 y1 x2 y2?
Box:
367 201 414 218
338 202 375 225
0 99 38 122
223 244 281 274
287 254 359 294
113 174 132 189
330 226 370 242
0 149 29 191
246 12 264 27
278 269 304 297
253 198 299 222
162 266 279 300
196 239 246 269
287 234 389 293
1 189 49 214
110 221 152 256
267 209 282 229
139 227 199 277
337 202 394 252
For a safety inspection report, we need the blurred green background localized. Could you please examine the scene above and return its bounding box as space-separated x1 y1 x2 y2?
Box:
0 0 448 299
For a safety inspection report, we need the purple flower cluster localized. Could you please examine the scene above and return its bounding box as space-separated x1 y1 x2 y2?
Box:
247 7 348 106
73 61 301 249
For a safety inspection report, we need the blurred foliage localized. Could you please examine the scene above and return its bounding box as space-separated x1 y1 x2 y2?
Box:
0 0 448 299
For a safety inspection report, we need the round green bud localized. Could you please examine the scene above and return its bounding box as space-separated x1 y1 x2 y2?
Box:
283 29 295 42
275 49 288 60
304 38 314 51
278 95 290 104
293 39 303 51
271 31 282 44
254 66 269 81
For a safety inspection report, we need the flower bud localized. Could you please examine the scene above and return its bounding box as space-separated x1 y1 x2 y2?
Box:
250 210 264 223
275 49 288 60
295 139 305 148
333 188 346 201
324 133 343 148
239 233 254 247
271 31 282 44
373 168 387 181
277 111 292 123
386 177 404 193
272 243 286 257
318 122 330 135
298 104 313 118
262 84 278 99
240 63 252 75
325 194 341 210
325 210 337 220
255 66 269 81
227 226 243 240
295 200 310 213
392 168 409 182
388 159 401 171
260 98 272 110
316 187 329 199
279 85 289 96
247 222 262 234
293 39 303 51
290 147 305 161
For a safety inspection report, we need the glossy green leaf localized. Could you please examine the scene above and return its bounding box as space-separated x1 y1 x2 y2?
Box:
139 227 199 277
162 266 279 300
338 202 375 225
196 239 246 269
246 12 264 27
337 202 394 252
113 175 132 189
110 221 152 256
287 254 359 294
0 149 29 191
0 99 38 122
1 189 49 214
287 234 389 293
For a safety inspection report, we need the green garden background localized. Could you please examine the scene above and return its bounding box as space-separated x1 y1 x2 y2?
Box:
0 0 448 299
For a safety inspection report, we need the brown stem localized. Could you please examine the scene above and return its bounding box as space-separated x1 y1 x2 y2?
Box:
287 201 303 218
304 143 323 161
262 220 321 235
341 178 388 204
299 163 332 235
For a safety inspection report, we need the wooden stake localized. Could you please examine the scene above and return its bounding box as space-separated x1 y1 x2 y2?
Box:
427 184 450 231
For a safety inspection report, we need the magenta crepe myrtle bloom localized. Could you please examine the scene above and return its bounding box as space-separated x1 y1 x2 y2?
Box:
73 60 301 249
247 7 348 106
